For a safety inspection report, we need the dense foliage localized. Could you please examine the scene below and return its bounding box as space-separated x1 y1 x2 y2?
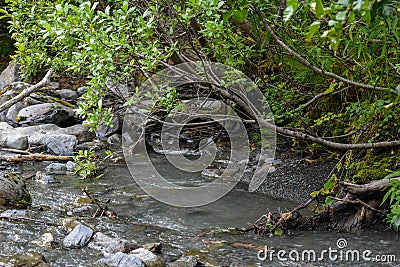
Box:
1 0 400 227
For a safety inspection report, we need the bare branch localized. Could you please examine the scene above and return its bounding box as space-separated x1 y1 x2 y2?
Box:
0 68 54 113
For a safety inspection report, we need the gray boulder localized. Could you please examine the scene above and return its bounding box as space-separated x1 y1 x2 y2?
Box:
0 171 31 209
56 89 78 100
17 103 74 126
40 134 77 156
5 102 25 125
95 116 122 138
97 252 145 267
63 223 94 248
14 123 94 144
89 232 140 255
45 162 67 174
130 248 164 267
0 62 21 90
1 134 28 150
0 122 28 150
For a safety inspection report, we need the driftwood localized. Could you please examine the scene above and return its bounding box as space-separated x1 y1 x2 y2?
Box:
0 154 73 162
0 68 54 113
244 177 400 234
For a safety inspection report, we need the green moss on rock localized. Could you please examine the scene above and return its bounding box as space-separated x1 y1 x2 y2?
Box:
351 150 400 184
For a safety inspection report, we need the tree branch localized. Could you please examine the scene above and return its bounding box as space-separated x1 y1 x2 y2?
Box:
0 68 54 113
251 6 397 94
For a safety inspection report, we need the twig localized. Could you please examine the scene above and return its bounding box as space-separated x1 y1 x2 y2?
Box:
330 196 387 216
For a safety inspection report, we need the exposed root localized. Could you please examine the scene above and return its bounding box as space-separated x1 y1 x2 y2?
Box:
243 177 399 235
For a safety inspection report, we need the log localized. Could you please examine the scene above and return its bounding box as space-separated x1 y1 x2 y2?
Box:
0 154 73 162
246 177 400 234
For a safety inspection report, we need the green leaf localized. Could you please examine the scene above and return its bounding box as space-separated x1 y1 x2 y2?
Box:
325 197 334 206
274 227 283 235
337 0 350 7
392 215 400 231
306 21 320 42
336 11 347 21
384 170 400 179
381 0 393 16
283 0 299 22
232 9 248 22
315 0 324 19
353 0 364 12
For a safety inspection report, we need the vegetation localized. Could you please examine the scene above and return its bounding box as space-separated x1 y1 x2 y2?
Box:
1 0 400 230
73 149 113 179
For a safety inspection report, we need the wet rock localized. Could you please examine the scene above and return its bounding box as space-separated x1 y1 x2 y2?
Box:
77 86 88 96
130 248 164 267
167 255 198 267
0 122 28 150
1 123 95 148
97 252 145 267
35 171 58 184
75 140 106 151
5 102 25 125
0 171 31 209
45 162 67 174
95 116 122 138
61 218 81 233
0 209 26 217
45 82 60 90
32 233 55 248
74 195 92 205
66 161 78 172
2 133 28 150
69 205 95 216
63 223 94 248
88 232 140 255
40 134 77 156
0 251 50 267
56 89 78 100
0 62 21 90
142 242 162 254
107 133 122 145
17 103 74 126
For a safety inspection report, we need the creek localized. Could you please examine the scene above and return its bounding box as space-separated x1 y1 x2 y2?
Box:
0 151 399 266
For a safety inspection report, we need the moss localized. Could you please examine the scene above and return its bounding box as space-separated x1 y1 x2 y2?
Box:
351 150 400 184
17 193 32 206
15 115 27 122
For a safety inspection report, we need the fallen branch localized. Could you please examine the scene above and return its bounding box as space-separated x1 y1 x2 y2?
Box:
83 187 117 219
0 68 54 113
330 196 387 216
0 153 73 162
212 80 400 150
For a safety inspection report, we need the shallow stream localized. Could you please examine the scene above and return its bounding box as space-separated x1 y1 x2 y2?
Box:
0 152 399 266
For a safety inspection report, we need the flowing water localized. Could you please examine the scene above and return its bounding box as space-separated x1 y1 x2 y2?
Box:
0 152 399 266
